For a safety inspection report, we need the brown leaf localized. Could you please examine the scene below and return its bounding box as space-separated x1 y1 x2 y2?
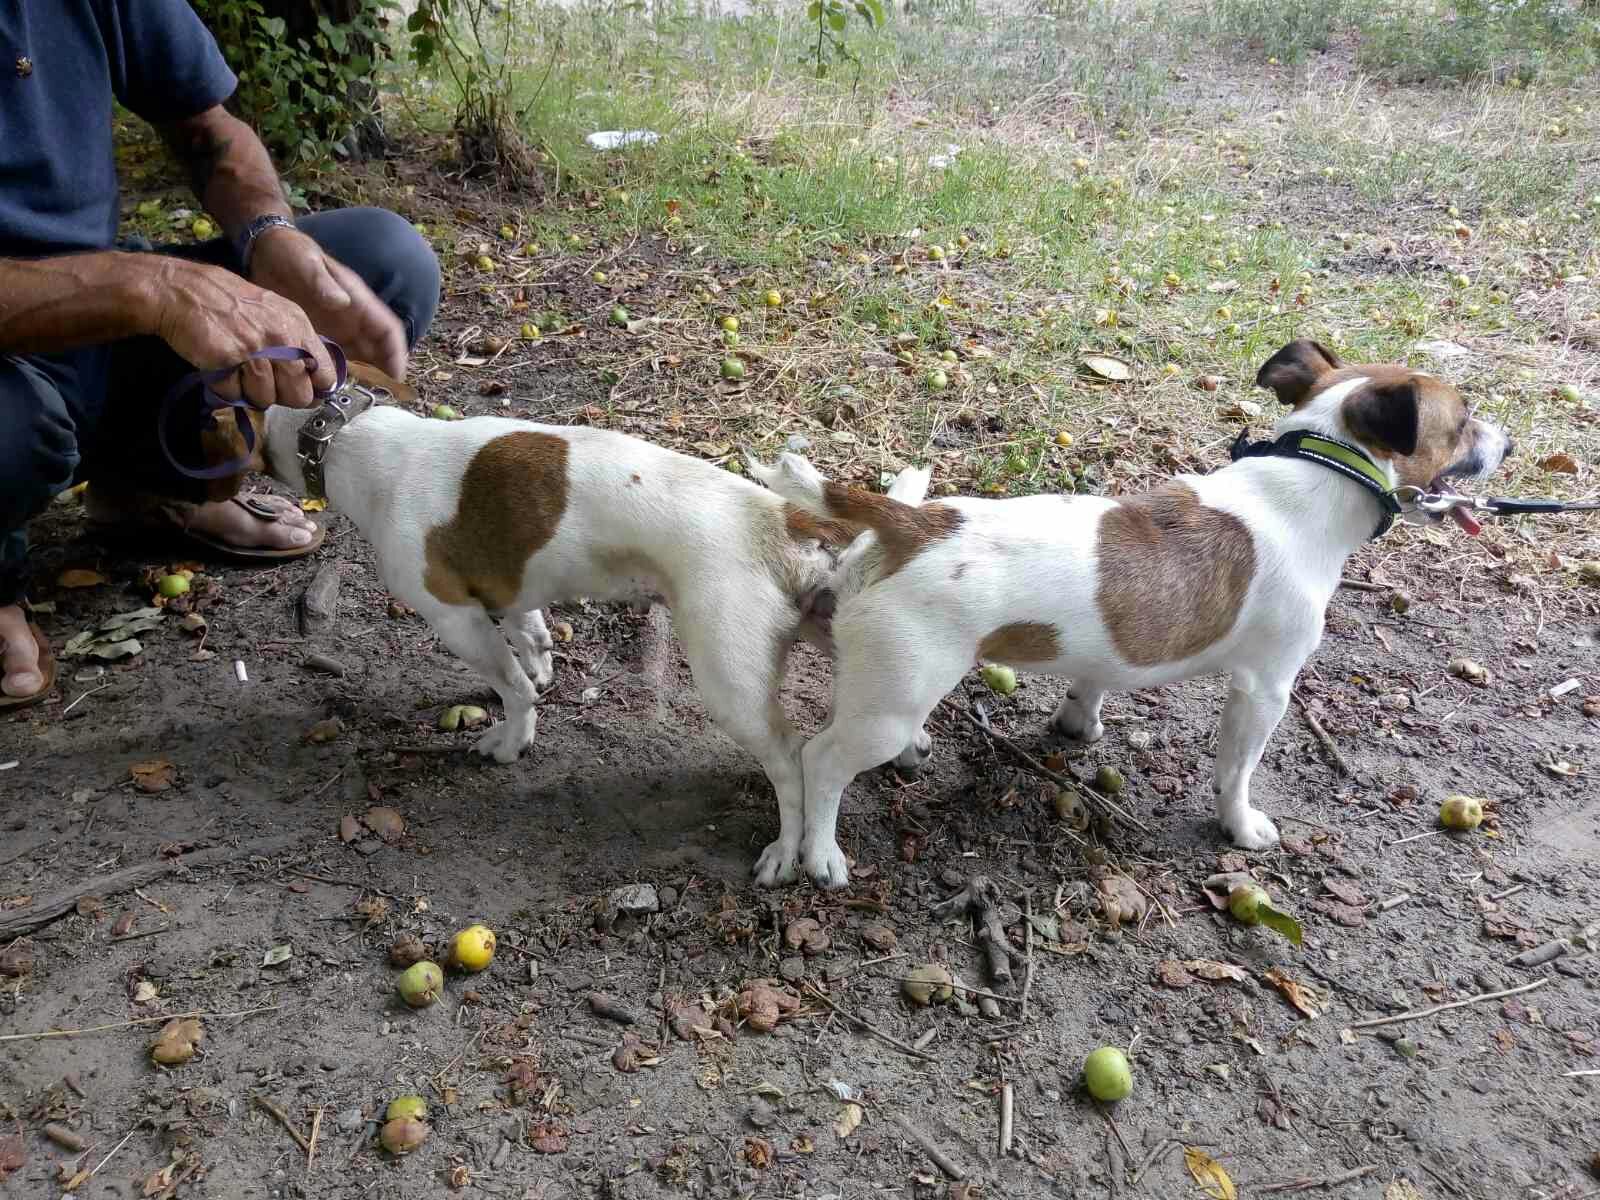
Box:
861 923 898 952
0 941 34 977
142 1162 178 1196
1184 1146 1237 1199
1182 959 1249 983
306 717 343 744
744 1137 772 1168
130 759 176 793
0 1134 24 1181
1538 452 1579 475
1155 960 1196 988
57 568 109 589
354 896 390 927
363 806 406 843
833 1102 864 1138
527 1122 569 1154
1322 877 1367 907
111 911 136 938
1094 871 1148 926
1201 871 1256 909
338 814 362 843
75 895 104 919
612 1032 660 1073
784 917 831 956
149 1017 203 1065
1263 969 1325 1019
1081 354 1133 382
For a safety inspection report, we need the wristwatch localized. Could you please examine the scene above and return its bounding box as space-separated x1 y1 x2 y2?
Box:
236 213 297 273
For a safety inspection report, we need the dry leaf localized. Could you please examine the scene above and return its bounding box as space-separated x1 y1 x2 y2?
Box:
1081 354 1133 382
0 942 34 977
142 1162 178 1197
0 1135 24 1182
833 1102 864 1138
612 1032 660 1073
1156 960 1196 987
1384 1182 1425 1200
1183 959 1249 983
306 717 343 744
783 917 831 956
363 806 406 842
1264 969 1325 1019
338 814 362 843
1184 1146 1237 1199
527 1123 569 1154
57 568 108 589
150 1017 203 1065
1538 452 1579 475
299 497 328 512
132 979 158 1003
1094 871 1148 926
130 759 176 794
744 1137 772 1168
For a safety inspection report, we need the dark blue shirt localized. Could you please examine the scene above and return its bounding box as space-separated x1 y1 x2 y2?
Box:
0 0 237 257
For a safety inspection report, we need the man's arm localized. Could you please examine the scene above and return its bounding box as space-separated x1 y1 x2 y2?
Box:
158 105 290 246
0 254 166 354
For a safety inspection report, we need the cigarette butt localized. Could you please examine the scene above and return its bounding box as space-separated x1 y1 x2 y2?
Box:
234 659 248 683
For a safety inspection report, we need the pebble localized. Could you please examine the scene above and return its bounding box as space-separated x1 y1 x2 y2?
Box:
337 1107 364 1132
658 886 679 910
1126 729 1152 751
609 883 660 917
779 957 806 983
746 1099 777 1129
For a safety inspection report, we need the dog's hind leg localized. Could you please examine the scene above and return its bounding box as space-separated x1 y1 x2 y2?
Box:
673 595 808 889
1213 668 1290 849
1051 684 1106 743
415 598 541 764
503 608 555 689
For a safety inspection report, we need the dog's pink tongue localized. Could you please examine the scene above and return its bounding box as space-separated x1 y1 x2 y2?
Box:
1450 505 1482 536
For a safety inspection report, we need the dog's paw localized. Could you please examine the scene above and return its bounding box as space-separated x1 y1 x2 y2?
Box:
801 840 851 891
752 840 800 888
1223 807 1280 851
888 728 934 776
525 650 554 690
474 719 531 764
1052 709 1104 743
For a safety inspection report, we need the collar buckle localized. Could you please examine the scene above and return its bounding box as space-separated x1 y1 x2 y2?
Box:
297 381 379 502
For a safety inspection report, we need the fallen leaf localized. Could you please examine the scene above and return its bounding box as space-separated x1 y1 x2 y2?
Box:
1264 969 1325 1019
57 568 108 589
75 895 104 918
783 917 831 956
1322 877 1367 907
744 1137 772 1168
611 1032 660 1072
527 1122 569 1154
130 759 176 794
0 942 35 977
132 979 159 1003
1184 1147 1236 1200
338 814 362 843
1182 959 1249 983
0 1134 23 1182
1155 960 1196 987
262 944 292 967
306 718 343 744
299 497 328 512
1094 870 1148 926
1384 1181 1425 1200
1081 354 1132 382
149 1017 203 1065
861 923 897 952
363 806 406 842
1538 452 1579 475
833 1102 864 1138
142 1161 178 1197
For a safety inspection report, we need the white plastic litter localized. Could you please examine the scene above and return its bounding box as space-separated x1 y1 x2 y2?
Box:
927 143 962 169
585 130 660 151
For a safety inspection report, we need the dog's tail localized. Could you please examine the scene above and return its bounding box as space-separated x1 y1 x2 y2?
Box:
745 450 951 563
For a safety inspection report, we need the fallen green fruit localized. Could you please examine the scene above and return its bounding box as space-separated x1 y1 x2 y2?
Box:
1083 1046 1132 1101
157 574 191 599
609 305 629 327
396 961 444 1008
902 963 954 1006
380 1116 430 1154
430 404 461 421
1227 884 1270 925
980 664 1017 695
1094 765 1125 795
1439 794 1484 830
438 705 465 732
720 357 746 381
925 369 949 392
386 1095 428 1122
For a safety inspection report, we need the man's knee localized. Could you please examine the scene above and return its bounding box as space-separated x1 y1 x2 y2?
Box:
296 207 441 347
0 358 82 531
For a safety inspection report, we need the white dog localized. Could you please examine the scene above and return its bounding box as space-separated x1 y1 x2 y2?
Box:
222 373 932 885
749 340 1514 888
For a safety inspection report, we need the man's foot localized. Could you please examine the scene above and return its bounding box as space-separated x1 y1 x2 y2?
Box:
0 604 46 701
86 489 323 560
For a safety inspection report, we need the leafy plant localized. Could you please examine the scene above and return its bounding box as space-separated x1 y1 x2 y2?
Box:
804 0 886 78
190 0 391 164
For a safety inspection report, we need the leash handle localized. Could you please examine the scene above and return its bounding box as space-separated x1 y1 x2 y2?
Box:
158 339 348 480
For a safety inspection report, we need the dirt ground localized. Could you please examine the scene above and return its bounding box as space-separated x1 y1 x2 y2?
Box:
4 403 1600 1200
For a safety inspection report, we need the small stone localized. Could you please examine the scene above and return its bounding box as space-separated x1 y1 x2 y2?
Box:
747 1099 777 1129
779 957 806 983
608 883 660 917
657 886 679 910
338 1107 365 1132
1126 729 1152 751
861 923 897 952
1395 1038 1419 1059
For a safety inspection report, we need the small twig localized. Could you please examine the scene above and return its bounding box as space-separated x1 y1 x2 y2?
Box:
998 1081 1014 1157
1563 1069 1600 1077
562 1031 615 1048
803 983 936 1063
1293 692 1351 776
254 1094 312 1154
1346 977 1549 1031
941 700 1149 831
912 1028 938 1051
1130 1137 1178 1184
1389 828 1445 848
0 1003 280 1044
1020 892 1036 1022
890 1112 965 1180
1488 883 1527 902
307 769 345 801
84 1127 138 1185
1256 1164 1379 1194
1338 577 1391 593
1375 894 1412 913
1506 939 1567 969
110 925 174 944
1100 1108 1133 1162
60 680 113 716
307 1104 325 1173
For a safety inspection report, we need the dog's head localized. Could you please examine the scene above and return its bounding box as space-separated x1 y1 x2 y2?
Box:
1255 339 1513 533
194 361 416 501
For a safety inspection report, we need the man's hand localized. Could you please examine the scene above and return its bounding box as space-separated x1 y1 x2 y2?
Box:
248 227 408 380
152 257 338 410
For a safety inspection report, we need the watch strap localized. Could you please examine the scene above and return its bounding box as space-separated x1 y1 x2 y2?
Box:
237 214 297 273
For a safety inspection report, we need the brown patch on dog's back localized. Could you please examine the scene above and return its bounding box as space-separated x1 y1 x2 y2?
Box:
978 621 1062 665
424 431 569 610
1096 484 1253 666
818 483 964 576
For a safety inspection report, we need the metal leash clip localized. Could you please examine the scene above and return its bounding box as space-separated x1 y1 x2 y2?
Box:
1391 484 1600 518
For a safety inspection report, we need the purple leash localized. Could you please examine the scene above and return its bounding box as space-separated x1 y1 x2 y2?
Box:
158 338 348 480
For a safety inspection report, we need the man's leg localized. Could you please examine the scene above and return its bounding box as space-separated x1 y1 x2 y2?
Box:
0 355 85 699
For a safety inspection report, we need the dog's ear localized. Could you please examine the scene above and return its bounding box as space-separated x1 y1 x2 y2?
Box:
1342 379 1420 458
196 408 269 502
349 360 419 406
1255 340 1344 407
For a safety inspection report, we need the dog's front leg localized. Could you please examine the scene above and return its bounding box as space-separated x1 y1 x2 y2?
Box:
1052 684 1107 743
1213 669 1292 849
416 598 541 763
503 608 555 689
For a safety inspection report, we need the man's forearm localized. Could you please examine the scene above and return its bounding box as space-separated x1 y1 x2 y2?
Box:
160 108 290 245
0 253 172 355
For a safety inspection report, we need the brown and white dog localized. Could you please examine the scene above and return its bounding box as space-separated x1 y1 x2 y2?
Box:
749 340 1514 888
232 387 931 885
